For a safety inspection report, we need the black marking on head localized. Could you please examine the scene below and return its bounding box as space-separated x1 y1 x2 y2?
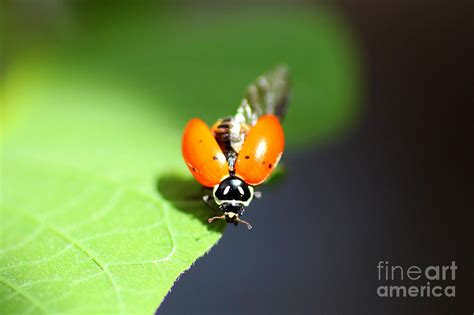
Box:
214 176 251 203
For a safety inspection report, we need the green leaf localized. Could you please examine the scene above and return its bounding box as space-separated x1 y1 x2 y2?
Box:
1 66 226 314
1 7 360 315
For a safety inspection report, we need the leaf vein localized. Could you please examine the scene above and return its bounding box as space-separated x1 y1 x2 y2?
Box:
1 204 125 315
0 276 49 314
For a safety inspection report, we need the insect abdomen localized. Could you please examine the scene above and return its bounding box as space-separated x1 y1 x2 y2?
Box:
212 118 233 157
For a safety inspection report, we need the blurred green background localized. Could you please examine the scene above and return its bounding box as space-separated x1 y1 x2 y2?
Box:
2 1 361 147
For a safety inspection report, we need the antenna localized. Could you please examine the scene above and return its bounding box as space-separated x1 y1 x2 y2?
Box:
236 218 253 230
208 215 253 230
208 215 225 223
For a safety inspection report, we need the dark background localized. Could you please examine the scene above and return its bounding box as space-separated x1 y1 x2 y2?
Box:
160 0 474 314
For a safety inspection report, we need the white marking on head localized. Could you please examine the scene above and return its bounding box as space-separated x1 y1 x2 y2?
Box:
243 186 254 207
223 186 230 195
237 186 244 195
213 184 222 205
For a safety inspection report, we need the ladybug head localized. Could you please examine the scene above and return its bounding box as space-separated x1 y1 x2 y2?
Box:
208 176 254 229
212 175 254 206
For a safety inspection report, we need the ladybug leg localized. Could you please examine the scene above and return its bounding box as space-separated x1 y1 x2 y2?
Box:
254 191 262 199
203 194 220 211
205 195 226 224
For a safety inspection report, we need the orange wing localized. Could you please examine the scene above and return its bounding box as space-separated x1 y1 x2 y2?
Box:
235 114 284 185
182 118 229 187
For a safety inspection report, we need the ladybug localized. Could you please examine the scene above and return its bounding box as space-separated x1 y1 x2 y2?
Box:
182 65 291 229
